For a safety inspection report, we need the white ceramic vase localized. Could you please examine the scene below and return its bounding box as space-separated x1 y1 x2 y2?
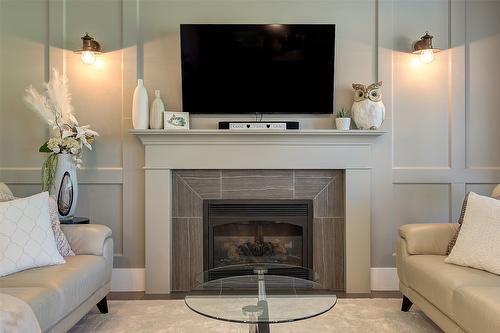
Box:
51 154 78 221
335 118 351 130
132 79 149 129
149 90 165 129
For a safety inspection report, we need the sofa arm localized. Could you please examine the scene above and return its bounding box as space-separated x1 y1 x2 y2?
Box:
399 223 458 256
61 224 112 256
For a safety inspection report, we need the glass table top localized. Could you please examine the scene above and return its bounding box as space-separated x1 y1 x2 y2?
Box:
185 264 337 324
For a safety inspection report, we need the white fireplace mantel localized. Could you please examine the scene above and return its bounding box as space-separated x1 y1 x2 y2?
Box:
131 129 384 294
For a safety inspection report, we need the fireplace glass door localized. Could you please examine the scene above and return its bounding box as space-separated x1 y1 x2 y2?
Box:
204 200 313 276
213 221 303 267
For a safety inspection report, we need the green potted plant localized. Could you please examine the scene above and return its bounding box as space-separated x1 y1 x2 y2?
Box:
335 106 351 130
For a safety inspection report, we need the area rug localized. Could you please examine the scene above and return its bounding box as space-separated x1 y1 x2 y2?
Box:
70 299 442 333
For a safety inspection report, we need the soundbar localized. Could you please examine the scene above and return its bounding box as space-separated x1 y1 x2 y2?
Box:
218 121 299 130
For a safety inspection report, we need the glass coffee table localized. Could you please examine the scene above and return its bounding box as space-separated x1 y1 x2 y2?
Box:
185 264 337 333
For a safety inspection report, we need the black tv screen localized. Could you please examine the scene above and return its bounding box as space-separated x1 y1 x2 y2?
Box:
180 24 335 114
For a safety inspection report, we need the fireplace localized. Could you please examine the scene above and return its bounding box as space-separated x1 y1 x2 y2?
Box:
203 199 313 280
170 169 346 291
135 129 377 294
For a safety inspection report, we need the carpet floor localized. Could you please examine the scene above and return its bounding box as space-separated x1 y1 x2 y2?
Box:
69 299 442 333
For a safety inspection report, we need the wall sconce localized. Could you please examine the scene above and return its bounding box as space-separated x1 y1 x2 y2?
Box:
74 33 102 64
412 32 440 64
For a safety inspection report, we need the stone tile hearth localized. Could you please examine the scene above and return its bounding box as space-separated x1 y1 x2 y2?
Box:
171 169 345 291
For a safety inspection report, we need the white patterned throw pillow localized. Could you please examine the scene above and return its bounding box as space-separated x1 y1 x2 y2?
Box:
445 192 500 275
0 192 65 277
48 196 74 257
0 184 74 257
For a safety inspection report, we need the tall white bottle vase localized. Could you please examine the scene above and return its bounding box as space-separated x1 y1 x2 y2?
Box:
149 90 165 129
132 79 149 129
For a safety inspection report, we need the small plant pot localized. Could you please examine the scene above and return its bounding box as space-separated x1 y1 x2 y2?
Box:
335 118 351 130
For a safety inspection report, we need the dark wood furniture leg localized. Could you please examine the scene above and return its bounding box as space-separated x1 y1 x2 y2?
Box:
97 296 108 313
401 295 413 312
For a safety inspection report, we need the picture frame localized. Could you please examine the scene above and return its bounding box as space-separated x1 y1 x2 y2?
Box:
163 111 190 130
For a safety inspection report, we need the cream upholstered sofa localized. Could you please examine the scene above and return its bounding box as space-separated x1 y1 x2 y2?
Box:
397 223 500 333
0 224 113 333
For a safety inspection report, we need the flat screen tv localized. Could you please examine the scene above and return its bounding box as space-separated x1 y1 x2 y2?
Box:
180 24 335 114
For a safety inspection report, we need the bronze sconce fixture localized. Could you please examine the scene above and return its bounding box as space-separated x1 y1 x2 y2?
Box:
74 33 102 64
412 32 440 63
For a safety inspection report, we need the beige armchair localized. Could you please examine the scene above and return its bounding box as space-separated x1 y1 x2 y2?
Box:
397 223 500 333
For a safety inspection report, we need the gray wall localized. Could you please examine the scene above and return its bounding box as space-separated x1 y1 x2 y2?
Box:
1 0 499 268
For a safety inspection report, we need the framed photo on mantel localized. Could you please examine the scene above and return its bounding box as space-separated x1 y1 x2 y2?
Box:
163 111 190 130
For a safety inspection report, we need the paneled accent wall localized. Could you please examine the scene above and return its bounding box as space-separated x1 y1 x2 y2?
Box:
171 170 345 291
1 0 499 271
380 0 500 267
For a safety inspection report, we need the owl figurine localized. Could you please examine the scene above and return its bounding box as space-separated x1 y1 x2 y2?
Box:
351 81 385 130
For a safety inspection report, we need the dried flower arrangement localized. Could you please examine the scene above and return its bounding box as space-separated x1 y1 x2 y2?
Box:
24 68 99 191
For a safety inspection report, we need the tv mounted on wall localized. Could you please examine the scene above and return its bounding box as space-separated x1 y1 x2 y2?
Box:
180 24 335 114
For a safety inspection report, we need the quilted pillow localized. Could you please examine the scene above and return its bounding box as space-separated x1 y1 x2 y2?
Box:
0 192 65 277
445 192 500 275
48 196 74 257
446 192 470 255
493 184 500 199
0 184 74 257
0 182 15 202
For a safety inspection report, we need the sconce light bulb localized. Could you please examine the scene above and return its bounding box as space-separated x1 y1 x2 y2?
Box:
420 49 435 64
81 51 95 64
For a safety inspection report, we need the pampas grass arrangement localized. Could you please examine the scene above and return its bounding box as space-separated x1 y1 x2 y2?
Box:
24 68 99 191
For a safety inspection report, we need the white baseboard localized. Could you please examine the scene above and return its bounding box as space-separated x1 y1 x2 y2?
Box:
111 267 398 292
370 267 399 291
111 268 145 292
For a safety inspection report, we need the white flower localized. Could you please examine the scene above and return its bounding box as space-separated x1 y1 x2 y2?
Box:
47 137 62 152
63 137 80 150
70 148 79 154
75 125 99 150
74 157 83 169
62 129 74 139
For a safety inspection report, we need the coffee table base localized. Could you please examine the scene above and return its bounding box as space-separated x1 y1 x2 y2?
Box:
249 322 270 333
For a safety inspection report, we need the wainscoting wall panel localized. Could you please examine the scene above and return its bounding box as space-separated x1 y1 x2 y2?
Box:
465 184 498 197
383 0 500 267
466 1 500 168
392 0 450 169
393 184 451 225
75 184 124 255
1 0 499 281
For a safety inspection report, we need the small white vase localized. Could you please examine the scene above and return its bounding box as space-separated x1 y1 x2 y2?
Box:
51 154 78 221
335 118 351 130
149 90 165 129
132 79 149 129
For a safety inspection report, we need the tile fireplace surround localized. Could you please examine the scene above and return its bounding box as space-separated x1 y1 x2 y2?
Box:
132 129 384 294
172 169 344 291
